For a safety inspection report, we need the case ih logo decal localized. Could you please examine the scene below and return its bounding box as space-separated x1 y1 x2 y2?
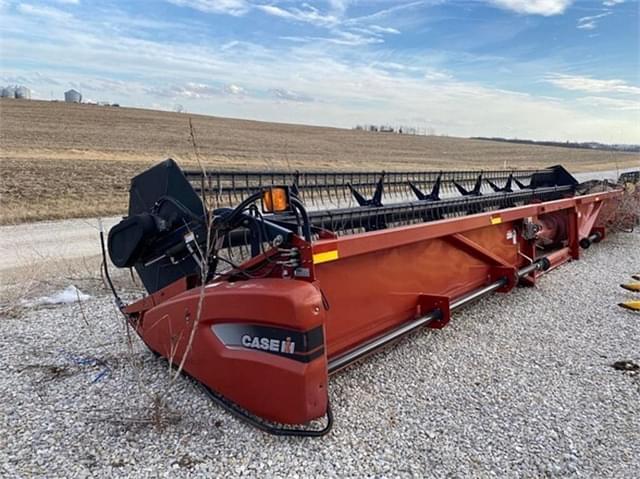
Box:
241 335 296 354
211 324 324 363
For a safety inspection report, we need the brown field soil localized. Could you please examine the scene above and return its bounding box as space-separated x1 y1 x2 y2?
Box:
1 98 638 224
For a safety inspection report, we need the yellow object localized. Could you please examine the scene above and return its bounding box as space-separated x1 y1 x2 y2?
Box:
619 300 640 311
261 187 290 213
490 215 502 225
313 250 339 264
620 283 640 292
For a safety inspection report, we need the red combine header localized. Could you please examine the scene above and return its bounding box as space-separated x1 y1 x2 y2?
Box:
106 160 629 436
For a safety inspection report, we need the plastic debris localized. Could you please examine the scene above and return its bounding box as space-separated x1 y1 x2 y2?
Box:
23 285 92 306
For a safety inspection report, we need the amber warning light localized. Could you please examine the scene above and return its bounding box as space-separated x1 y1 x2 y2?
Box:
261 186 291 213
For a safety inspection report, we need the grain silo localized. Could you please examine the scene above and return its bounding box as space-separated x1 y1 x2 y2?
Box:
1 86 16 98
15 86 31 99
64 89 82 103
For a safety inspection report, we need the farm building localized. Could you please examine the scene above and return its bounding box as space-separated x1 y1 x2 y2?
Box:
64 89 82 103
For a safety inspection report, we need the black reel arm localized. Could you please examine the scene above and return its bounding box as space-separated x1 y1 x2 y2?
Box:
108 160 312 294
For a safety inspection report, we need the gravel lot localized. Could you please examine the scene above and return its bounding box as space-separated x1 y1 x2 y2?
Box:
1 231 639 478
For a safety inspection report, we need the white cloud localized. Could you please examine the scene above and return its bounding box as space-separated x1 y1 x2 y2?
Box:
368 25 401 35
1 71 63 86
577 11 611 29
280 32 383 46
257 4 339 27
145 81 247 98
578 12 611 23
328 0 350 15
258 2 404 44
223 83 246 95
546 74 640 95
329 30 384 45
147 82 219 98
17 3 72 20
578 96 640 111
577 21 596 30
488 0 573 16
168 1 402 47
424 68 452 80
347 1 431 24
270 88 314 103
603 0 624 6
256 4 295 19
167 0 249 16
53 0 80 4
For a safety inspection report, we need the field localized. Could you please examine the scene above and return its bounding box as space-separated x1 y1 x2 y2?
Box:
1 98 638 224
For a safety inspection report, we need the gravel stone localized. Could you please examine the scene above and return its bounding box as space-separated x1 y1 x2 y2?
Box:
1 231 638 478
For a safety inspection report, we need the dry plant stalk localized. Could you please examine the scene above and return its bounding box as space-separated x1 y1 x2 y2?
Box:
90 120 216 429
171 118 217 382
93 222 181 429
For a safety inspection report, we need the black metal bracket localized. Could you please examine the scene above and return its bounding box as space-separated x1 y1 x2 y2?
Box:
453 173 483 196
347 172 385 207
291 171 301 197
514 177 531 189
408 172 442 201
487 173 514 193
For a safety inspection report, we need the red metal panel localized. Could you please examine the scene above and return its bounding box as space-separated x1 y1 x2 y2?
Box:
315 222 520 357
136 279 328 424
577 201 603 239
445 232 513 268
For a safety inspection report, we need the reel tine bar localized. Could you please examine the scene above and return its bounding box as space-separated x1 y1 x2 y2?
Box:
183 168 549 209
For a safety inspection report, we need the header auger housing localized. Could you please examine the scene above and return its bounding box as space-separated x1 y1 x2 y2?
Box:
108 159 627 436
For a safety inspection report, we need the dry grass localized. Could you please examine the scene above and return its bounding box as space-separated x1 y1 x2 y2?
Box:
0 250 117 319
1 98 638 224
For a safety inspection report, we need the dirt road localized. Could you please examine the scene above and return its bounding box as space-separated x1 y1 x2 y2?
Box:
0 216 120 283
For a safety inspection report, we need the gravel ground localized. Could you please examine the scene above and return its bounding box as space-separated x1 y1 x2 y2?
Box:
1 231 639 478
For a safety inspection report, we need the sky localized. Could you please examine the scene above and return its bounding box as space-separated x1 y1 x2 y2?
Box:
0 0 638 143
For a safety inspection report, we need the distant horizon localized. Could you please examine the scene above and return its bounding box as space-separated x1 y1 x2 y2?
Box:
3 95 640 149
